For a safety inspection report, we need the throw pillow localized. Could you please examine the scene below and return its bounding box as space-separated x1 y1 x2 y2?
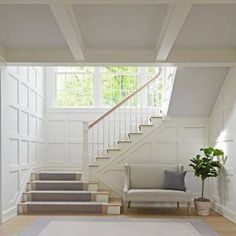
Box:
164 170 187 191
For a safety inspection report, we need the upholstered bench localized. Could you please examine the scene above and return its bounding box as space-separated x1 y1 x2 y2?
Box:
123 163 192 215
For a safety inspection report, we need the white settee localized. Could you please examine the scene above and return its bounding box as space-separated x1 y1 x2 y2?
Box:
123 163 192 215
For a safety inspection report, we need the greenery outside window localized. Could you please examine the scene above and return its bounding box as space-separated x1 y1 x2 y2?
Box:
54 66 167 108
56 67 94 107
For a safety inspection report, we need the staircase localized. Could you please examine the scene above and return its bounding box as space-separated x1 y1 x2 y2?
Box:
18 172 121 214
83 67 176 190
18 67 175 215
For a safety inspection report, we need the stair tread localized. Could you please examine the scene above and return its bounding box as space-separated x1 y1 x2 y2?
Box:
139 124 153 126
118 140 132 143
89 164 99 167
25 190 109 194
20 201 106 205
96 156 109 159
31 180 97 183
32 171 82 174
20 200 121 206
150 116 162 118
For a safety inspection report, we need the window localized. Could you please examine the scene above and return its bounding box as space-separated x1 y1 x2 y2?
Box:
53 66 170 108
101 67 138 107
55 67 94 107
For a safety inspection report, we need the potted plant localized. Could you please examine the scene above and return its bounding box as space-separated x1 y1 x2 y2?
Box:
189 147 224 216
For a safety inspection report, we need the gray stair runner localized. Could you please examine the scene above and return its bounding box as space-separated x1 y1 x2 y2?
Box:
18 172 120 214
30 181 88 191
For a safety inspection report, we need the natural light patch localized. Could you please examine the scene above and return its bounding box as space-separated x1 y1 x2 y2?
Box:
54 66 174 108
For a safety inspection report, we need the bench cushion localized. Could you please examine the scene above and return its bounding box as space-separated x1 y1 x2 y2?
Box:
127 189 190 202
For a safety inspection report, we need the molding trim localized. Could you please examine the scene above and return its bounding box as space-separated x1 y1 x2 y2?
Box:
2 206 17 223
1 0 236 4
212 201 236 224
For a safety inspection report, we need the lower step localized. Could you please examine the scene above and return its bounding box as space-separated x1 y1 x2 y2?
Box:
28 181 98 191
32 172 82 181
22 191 109 202
18 201 121 215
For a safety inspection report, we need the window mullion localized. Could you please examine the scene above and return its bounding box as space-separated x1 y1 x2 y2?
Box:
93 67 100 107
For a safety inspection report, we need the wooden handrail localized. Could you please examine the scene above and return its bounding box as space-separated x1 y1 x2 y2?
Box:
88 68 162 129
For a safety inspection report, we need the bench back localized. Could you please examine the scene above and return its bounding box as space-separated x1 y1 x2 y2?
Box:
128 164 182 189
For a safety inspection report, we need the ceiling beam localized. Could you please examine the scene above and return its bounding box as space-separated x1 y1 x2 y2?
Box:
6 48 236 67
166 48 236 66
50 4 84 61
1 0 236 4
156 2 192 61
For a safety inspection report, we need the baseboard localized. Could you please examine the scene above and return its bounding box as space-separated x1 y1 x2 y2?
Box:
212 201 236 224
2 206 17 223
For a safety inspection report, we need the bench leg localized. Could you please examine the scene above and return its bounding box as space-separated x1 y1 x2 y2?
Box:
188 202 191 216
177 202 180 209
128 201 131 208
123 200 128 214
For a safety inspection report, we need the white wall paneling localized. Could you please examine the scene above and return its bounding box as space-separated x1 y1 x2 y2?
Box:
210 66 236 223
45 110 108 169
0 66 45 222
91 118 209 198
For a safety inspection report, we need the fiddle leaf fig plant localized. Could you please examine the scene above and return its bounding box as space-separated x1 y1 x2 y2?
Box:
189 147 224 201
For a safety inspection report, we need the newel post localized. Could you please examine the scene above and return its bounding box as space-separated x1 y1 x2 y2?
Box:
82 121 89 181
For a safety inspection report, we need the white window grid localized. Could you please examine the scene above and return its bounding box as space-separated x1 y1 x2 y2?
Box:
54 67 165 108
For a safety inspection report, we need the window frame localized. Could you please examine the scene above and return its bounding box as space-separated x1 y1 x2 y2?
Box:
53 66 165 109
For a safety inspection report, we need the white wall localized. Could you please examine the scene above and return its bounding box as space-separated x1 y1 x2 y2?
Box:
210 67 236 223
168 67 228 117
0 66 45 222
45 108 109 170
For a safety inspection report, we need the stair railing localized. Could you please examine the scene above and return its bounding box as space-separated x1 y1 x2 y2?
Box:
82 67 165 180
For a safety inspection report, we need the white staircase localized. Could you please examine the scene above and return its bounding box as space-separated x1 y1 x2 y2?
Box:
82 67 176 197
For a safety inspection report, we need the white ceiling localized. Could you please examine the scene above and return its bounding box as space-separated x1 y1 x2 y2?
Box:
0 4 68 50
73 4 168 49
0 1 236 64
174 4 236 49
168 67 229 117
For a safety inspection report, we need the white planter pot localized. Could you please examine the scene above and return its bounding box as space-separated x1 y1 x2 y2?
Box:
194 200 211 216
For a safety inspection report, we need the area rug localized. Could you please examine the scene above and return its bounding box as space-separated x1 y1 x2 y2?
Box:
20 217 219 236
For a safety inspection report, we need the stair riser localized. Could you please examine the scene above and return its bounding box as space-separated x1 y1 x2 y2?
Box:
150 119 162 126
28 182 88 191
23 193 93 202
18 204 106 214
106 151 121 158
23 193 108 203
117 143 131 150
139 126 153 133
128 134 142 142
31 173 81 181
95 158 109 165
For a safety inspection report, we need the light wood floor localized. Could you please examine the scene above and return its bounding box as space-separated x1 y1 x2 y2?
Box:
0 208 236 236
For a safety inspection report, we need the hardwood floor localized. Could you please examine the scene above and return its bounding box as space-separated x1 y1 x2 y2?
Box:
0 208 236 236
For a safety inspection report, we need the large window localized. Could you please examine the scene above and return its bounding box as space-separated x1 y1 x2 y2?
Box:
54 66 168 108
